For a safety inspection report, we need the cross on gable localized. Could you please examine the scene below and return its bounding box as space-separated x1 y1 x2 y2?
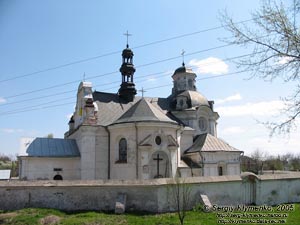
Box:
138 87 146 97
123 30 132 48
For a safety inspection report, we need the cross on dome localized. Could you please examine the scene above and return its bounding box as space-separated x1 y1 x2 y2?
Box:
181 49 186 66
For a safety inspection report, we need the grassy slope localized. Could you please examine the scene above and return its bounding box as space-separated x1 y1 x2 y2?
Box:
0 204 299 225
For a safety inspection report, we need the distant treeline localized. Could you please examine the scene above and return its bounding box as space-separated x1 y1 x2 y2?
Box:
0 153 19 177
241 150 300 174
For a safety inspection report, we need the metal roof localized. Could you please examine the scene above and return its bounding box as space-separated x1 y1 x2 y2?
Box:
0 170 11 180
177 90 210 108
112 98 177 125
21 138 80 157
92 91 173 126
185 133 242 153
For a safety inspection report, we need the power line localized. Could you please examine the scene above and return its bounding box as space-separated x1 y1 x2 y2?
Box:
0 101 75 116
0 71 167 107
0 18 254 84
0 69 250 116
145 70 249 91
0 90 76 107
2 43 235 100
1 51 256 109
0 96 75 115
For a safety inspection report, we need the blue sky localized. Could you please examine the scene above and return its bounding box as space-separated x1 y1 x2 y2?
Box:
0 0 299 158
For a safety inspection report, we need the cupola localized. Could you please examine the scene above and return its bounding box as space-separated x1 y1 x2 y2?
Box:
118 43 137 102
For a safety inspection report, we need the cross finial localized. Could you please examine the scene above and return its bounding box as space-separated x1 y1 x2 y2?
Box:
138 87 146 97
124 30 132 48
83 72 86 82
181 49 186 66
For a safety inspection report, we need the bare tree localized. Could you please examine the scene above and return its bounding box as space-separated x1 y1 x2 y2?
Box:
220 0 300 135
168 177 192 225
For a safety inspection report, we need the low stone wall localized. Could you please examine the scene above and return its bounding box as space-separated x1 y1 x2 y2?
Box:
0 173 299 212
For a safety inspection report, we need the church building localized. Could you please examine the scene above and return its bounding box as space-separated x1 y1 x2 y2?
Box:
18 43 243 180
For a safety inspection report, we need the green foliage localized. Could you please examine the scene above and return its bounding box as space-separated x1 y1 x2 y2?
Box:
0 205 299 225
192 203 205 212
46 133 54 138
0 161 12 170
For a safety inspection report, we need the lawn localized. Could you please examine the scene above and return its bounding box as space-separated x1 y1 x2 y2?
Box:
0 204 299 225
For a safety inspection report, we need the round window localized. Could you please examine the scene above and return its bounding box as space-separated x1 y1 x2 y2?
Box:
198 117 207 131
155 136 162 145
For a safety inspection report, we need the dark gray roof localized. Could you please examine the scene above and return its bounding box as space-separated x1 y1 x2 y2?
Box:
0 170 11 180
92 91 172 126
22 138 80 157
113 98 177 125
185 133 242 154
177 90 210 108
172 65 196 77
181 156 202 168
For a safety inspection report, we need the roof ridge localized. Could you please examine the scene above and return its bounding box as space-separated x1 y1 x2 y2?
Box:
112 98 177 125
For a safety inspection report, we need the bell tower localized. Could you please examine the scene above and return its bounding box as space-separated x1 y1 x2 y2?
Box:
118 31 137 102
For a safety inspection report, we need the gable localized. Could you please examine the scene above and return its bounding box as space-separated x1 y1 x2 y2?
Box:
93 91 172 126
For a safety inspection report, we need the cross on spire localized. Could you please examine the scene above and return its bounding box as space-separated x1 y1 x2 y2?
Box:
83 72 86 82
124 30 132 48
181 49 186 66
138 87 146 97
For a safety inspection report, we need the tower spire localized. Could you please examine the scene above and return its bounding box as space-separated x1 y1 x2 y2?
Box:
118 32 137 102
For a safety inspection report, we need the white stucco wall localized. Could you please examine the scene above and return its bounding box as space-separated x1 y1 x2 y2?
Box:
108 122 180 180
19 157 80 180
1 173 299 212
69 125 109 180
202 152 241 176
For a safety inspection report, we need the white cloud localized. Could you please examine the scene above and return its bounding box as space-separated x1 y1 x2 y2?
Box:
189 57 229 75
247 133 300 156
146 70 173 82
222 126 246 134
215 93 242 104
216 100 285 117
0 97 6 104
277 56 293 65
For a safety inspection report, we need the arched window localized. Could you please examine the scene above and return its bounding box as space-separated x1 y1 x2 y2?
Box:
53 174 63 180
218 166 223 176
179 99 184 107
119 138 127 163
188 79 193 88
198 117 208 131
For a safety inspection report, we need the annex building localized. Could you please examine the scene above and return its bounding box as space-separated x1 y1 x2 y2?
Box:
18 44 243 180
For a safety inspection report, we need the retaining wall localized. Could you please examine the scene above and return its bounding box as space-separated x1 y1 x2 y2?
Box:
0 173 299 212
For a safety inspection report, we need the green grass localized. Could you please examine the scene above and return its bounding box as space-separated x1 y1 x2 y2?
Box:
0 204 299 225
